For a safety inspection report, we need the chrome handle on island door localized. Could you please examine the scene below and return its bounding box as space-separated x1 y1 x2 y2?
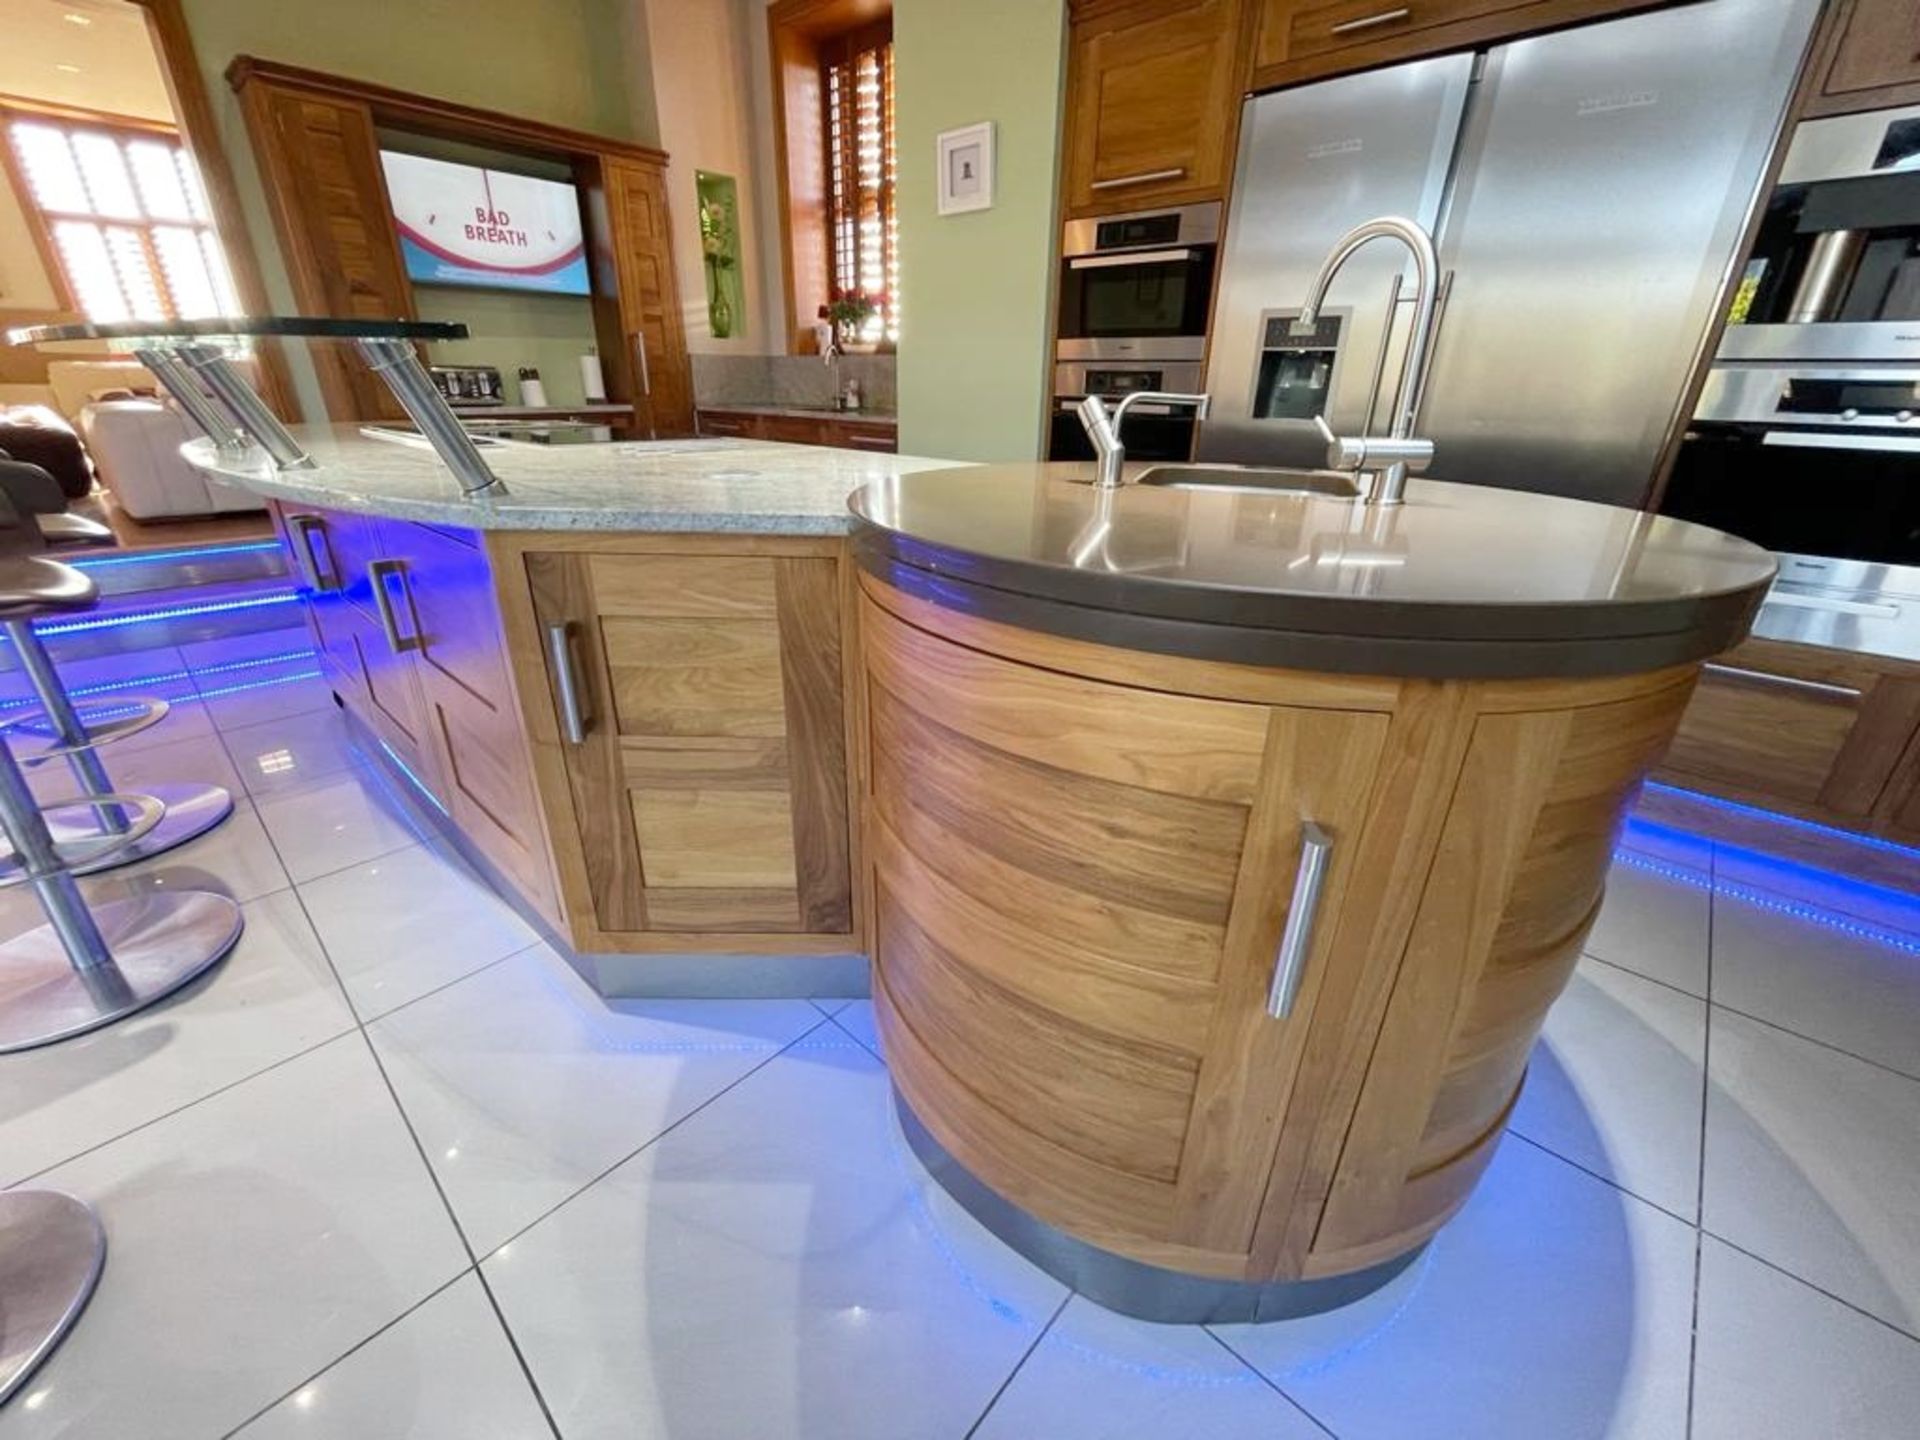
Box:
1268 822 1333 1020
547 621 589 744
1089 167 1188 192
285 515 337 593
1329 7 1411 35
367 559 418 654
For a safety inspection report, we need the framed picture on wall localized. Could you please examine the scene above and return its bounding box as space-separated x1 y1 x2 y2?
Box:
936 122 994 216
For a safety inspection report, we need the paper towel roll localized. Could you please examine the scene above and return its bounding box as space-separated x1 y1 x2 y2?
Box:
579 352 607 403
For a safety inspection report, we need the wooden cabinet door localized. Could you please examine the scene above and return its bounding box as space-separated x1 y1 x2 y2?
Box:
1064 0 1247 215
525 548 851 937
397 521 556 914
859 585 1387 1270
1815 0 1920 110
232 79 411 421
601 159 695 439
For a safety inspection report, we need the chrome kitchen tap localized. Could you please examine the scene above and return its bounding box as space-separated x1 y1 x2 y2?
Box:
1075 391 1212 488
1293 216 1441 506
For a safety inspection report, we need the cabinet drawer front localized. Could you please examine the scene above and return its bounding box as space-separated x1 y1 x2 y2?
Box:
1282 0 1534 60
1659 664 1863 807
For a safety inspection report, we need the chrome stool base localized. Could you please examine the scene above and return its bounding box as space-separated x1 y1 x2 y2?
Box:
43 782 234 875
0 1190 105 1407
0 891 243 1053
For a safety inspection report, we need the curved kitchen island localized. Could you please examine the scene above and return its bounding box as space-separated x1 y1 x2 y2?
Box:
180 427 1772 1321
847 463 1773 1320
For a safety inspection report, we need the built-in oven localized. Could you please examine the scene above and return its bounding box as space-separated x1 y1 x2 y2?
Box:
1661 363 1920 660
1056 202 1220 354
1048 360 1206 462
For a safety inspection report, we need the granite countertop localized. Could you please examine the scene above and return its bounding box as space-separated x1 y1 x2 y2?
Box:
850 461 1779 678
183 425 953 534
698 403 898 425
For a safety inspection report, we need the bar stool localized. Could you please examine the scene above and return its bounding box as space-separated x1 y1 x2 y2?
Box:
0 1189 104 1406
0 555 243 1053
0 458 114 549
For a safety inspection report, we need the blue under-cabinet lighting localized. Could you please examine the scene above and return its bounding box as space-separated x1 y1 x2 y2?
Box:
22 590 303 637
67 540 285 571
1641 779 1920 864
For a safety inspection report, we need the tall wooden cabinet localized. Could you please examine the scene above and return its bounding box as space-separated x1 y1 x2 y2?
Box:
1063 0 1249 215
228 59 692 436
1805 0 1920 115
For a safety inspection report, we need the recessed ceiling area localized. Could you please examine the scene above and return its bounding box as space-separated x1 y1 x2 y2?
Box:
0 0 174 123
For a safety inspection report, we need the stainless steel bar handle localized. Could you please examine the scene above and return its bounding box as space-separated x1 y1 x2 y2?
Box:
285 514 337 592
546 622 588 745
1268 821 1333 1020
1329 7 1411 34
367 559 417 654
633 335 652 396
1090 167 1188 192
1761 430 1920 454
1068 248 1195 270
1701 662 1861 701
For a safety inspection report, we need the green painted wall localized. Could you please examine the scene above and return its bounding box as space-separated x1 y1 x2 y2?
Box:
894 0 1067 462
178 0 655 419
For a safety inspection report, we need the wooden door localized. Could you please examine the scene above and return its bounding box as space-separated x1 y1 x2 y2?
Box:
599 159 695 438
399 520 558 916
232 77 412 420
524 547 851 937
857 581 1387 1274
1813 0 1920 113
1064 0 1247 215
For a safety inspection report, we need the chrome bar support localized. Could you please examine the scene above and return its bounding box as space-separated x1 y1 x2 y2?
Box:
176 343 314 470
132 346 249 456
354 336 505 496
6 618 123 836
0 700 114 977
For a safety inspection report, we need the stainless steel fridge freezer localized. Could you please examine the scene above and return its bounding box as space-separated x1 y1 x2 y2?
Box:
1201 0 1821 508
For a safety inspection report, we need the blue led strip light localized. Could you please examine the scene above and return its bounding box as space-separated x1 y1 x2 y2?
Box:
1643 779 1920 864
375 738 449 817
1615 848 1920 959
196 668 322 701
67 540 285 571
19 590 303 637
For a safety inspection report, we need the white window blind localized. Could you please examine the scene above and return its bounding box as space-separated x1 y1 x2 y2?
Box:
822 25 898 344
6 115 239 325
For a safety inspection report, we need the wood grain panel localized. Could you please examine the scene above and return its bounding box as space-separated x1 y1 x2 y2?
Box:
775 557 853 934
862 595 1272 803
878 884 1198 1183
869 678 1249 927
632 787 798 889
623 737 790 789
644 889 804 932
602 617 787 737
588 554 778 618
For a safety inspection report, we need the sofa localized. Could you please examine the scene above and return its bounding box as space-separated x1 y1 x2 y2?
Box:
78 397 265 521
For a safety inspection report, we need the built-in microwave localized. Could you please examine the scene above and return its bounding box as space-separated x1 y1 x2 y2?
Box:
1056 202 1220 355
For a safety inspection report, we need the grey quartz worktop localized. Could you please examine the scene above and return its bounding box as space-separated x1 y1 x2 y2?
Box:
850 462 1779 679
183 425 951 534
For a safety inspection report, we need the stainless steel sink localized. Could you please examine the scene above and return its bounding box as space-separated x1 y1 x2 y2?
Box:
1132 465 1360 498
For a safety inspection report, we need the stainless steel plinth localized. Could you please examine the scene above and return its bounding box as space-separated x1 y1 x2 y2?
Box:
43 783 234 874
0 891 243 1053
894 1088 1423 1324
0 1190 105 1406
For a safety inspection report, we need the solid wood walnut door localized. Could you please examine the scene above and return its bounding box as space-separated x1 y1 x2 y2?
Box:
1063 0 1247 215
1811 0 1920 113
526 548 851 937
231 78 411 421
600 159 695 438
858 581 1388 1276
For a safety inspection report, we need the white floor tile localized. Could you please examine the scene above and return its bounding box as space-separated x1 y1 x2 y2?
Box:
220 706 367 798
0 1036 470 1440
0 889 354 1187
93 693 219 757
1218 1139 1696 1440
1703 1009 1920 1335
254 771 421 883
1583 857 1711 998
0 646 194 708
370 945 822 1256
300 843 537 1020
26 728 244 803
483 1036 1068 1440
1712 888 1920 1081
1511 958 1706 1219
202 672 336 733
177 627 314 673
81 799 291 907
834 997 879 1055
229 1274 550 1440
973 1297 1321 1440
1693 1237 1920 1440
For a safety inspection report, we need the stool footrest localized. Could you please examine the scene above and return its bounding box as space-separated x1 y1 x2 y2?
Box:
0 792 165 886
2 697 170 760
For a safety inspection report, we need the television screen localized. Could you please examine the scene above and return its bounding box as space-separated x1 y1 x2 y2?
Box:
380 151 590 296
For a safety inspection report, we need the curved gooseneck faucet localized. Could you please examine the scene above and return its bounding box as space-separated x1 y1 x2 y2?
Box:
1293 216 1441 506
